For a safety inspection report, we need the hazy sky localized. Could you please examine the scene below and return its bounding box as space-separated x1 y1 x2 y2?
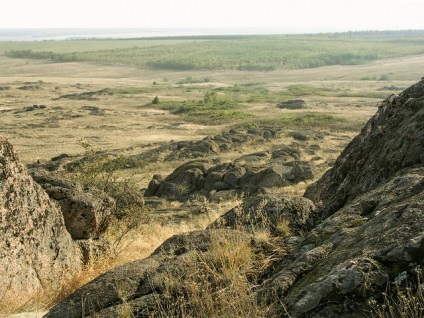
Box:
1 0 423 32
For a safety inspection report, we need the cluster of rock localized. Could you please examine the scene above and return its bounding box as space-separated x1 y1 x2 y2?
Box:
145 146 314 201
43 78 424 317
54 89 112 101
128 127 280 165
30 127 282 173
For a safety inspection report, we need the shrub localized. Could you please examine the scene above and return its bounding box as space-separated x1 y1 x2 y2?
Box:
152 96 160 104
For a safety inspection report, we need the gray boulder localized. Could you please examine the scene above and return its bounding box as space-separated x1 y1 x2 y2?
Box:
277 99 307 109
145 161 210 200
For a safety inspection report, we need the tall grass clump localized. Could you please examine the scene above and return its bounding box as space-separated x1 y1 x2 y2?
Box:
370 269 424 318
149 230 277 317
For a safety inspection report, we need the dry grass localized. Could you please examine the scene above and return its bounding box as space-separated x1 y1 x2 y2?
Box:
148 230 280 318
370 270 424 318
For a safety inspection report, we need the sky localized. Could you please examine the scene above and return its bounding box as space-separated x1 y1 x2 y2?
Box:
1 0 423 32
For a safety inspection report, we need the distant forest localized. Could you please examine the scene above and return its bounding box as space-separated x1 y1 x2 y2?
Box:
4 30 424 71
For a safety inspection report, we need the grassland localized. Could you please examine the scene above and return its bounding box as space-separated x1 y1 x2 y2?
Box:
1 31 424 316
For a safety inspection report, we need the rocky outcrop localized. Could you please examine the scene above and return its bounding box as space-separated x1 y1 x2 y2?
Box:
305 81 424 217
0 136 82 309
260 167 424 316
32 170 115 239
30 127 281 173
259 79 424 316
127 127 280 166
145 147 314 201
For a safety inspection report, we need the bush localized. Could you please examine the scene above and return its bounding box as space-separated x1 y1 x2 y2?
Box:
70 141 144 218
152 96 160 104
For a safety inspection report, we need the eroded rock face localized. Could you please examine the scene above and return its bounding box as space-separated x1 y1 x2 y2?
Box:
305 80 424 217
0 136 82 309
260 168 424 317
32 170 115 239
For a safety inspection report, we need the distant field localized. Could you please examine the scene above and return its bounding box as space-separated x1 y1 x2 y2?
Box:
3 31 424 71
0 38 201 54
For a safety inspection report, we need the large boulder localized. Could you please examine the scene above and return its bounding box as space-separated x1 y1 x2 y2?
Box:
145 160 210 200
0 136 82 310
277 99 307 109
32 170 115 239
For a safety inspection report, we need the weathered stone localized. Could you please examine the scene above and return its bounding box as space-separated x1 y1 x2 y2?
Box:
305 79 424 217
145 161 210 200
145 146 313 200
209 194 316 233
43 230 250 318
44 257 161 318
223 166 246 188
289 131 309 141
204 171 225 191
0 136 82 310
32 170 115 240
